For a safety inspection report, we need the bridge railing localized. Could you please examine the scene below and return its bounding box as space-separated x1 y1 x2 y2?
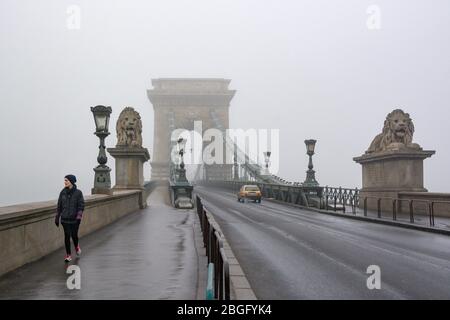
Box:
361 196 439 227
196 195 230 300
321 187 450 228
325 193 450 228
323 186 360 213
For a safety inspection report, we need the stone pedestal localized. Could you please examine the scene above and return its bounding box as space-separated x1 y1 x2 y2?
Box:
107 147 151 190
353 150 435 211
91 165 113 195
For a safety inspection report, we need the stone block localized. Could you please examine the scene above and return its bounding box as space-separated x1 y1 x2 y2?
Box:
108 147 150 190
354 149 435 212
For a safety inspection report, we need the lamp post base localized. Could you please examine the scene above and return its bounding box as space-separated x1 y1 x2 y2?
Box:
92 165 112 195
304 169 319 187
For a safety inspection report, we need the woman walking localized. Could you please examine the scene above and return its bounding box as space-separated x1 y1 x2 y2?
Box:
55 174 85 262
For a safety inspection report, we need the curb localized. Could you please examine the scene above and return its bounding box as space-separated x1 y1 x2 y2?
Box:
265 198 450 236
203 210 257 300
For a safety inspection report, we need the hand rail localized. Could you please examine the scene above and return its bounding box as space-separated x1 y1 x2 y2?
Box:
196 195 230 300
361 196 442 227
323 186 359 213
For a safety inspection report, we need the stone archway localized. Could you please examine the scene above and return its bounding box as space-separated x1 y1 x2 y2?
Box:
147 78 236 181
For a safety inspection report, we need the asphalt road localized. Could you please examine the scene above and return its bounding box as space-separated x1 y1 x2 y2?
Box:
195 186 450 300
0 187 201 299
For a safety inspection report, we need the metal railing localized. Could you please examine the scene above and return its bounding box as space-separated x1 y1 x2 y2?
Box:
322 187 449 227
196 195 230 300
362 196 438 227
323 186 360 213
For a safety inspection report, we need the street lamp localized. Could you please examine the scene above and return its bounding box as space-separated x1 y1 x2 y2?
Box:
177 137 188 182
263 151 271 174
303 139 319 187
171 137 194 209
91 105 113 194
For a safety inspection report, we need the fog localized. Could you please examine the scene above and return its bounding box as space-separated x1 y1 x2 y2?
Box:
1 0 449 206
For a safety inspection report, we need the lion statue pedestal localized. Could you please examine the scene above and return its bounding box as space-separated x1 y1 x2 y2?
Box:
107 107 151 191
353 109 435 211
108 147 150 190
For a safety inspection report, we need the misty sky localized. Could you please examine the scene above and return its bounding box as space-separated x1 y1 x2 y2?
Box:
1 0 449 206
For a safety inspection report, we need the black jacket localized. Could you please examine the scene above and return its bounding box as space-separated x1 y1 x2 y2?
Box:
56 185 85 224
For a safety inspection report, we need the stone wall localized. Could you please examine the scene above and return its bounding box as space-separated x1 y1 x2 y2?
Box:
0 190 144 277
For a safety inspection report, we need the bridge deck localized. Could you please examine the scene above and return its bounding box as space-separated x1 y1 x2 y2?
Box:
0 186 205 299
195 186 450 299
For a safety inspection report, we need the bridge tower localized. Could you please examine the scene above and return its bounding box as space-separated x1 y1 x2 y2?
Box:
147 78 236 181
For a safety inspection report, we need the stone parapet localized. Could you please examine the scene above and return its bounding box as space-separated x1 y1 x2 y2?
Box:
0 190 144 277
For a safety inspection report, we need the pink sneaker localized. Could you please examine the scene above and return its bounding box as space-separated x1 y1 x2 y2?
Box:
64 254 72 262
75 245 81 256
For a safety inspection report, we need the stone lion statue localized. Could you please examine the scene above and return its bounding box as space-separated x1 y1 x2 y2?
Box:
366 109 421 154
116 107 143 148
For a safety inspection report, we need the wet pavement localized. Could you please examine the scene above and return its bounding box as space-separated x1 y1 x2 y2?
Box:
195 186 450 300
0 186 203 299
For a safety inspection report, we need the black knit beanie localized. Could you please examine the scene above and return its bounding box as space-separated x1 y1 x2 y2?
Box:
65 174 77 186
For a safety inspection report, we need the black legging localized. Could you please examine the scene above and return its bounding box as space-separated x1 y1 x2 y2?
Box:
62 221 80 255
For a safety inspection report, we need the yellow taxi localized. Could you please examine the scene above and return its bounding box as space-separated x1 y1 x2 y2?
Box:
237 185 262 203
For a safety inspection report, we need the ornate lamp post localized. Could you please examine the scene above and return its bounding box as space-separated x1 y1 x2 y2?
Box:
303 139 319 187
171 137 193 209
177 137 188 183
91 105 113 195
263 151 271 174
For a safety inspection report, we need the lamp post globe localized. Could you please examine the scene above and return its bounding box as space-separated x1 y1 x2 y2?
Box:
91 105 112 133
305 139 317 155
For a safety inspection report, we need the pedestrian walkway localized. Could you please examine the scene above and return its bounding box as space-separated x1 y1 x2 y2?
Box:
0 186 205 299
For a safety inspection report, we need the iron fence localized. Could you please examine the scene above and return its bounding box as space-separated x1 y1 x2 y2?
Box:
196 195 230 300
322 187 448 227
362 196 438 227
323 186 360 213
